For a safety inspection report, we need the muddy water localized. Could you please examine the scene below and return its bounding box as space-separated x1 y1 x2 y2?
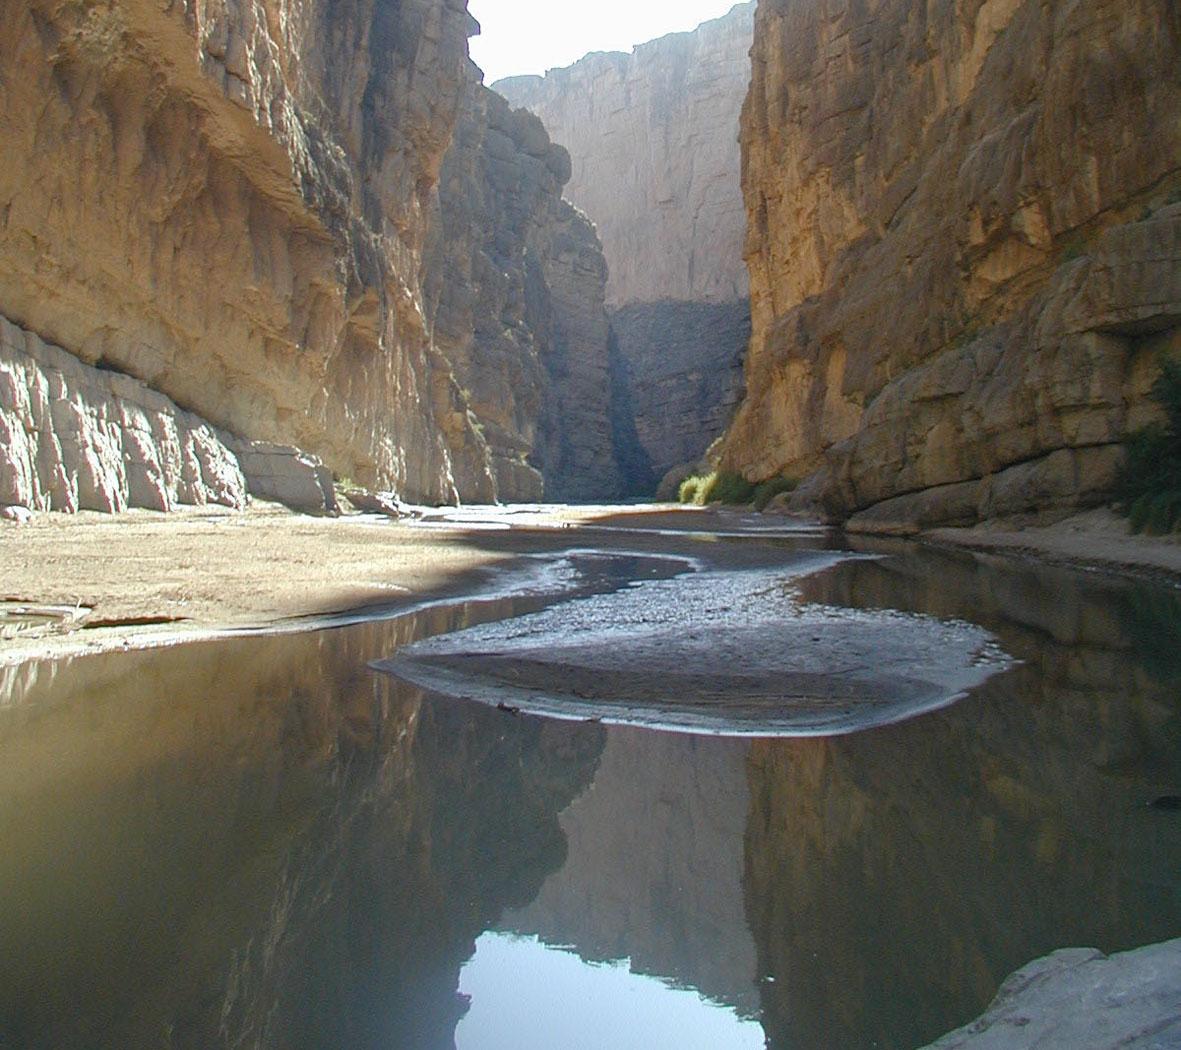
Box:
0 528 1179 1050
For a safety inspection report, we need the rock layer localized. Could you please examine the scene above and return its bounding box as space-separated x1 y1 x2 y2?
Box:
0 0 489 504
0 314 340 515
424 81 620 501
0 315 246 514
497 4 755 492
722 0 1181 527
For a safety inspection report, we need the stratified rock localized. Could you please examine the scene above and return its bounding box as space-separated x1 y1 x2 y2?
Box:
424 77 620 502
920 940 1181 1049
497 4 755 494
0 315 247 513
721 0 1181 528
497 5 753 308
0 0 488 504
231 442 338 516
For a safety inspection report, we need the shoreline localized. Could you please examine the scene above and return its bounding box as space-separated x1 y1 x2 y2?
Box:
918 507 1181 587
3 502 1179 670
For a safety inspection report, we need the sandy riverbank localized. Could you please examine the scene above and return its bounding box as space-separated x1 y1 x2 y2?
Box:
3 501 1179 669
922 507 1181 584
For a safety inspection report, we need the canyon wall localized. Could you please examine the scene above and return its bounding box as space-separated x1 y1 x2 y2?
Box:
723 0 1181 529
496 4 755 492
0 0 496 505
424 78 620 502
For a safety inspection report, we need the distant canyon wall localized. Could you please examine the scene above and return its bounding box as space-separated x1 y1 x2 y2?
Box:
0 0 621 512
497 4 755 492
722 0 1181 529
424 78 620 502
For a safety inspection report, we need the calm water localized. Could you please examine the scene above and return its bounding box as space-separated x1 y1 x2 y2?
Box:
1 529 1180 1049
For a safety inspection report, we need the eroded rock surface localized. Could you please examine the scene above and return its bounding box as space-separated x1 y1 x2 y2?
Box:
921 941 1181 1049
425 80 620 501
722 0 1181 527
0 0 488 503
497 4 755 491
0 315 247 514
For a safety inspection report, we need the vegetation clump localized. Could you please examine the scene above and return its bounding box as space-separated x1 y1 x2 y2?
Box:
1118 357 1181 534
751 476 797 511
677 470 795 509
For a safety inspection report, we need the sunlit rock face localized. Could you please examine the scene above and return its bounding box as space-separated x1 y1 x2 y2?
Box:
0 0 492 503
722 0 1181 528
424 77 621 502
744 552 1181 1049
496 4 755 492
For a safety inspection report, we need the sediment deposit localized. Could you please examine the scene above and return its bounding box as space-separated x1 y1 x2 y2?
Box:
722 0 1181 529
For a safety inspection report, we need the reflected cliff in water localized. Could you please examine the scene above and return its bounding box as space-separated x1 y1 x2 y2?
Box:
0 601 605 1050
746 548 1181 1049
0 542 1180 1049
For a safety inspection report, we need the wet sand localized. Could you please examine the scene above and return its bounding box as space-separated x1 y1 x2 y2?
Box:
3 500 1178 669
923 507 1181 585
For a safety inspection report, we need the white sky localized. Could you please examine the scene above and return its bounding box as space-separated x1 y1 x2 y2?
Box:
468 0 745 84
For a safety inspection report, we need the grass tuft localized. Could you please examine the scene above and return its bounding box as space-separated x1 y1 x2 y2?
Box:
678 471 795 509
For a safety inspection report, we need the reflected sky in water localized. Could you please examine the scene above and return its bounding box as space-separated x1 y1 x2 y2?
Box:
456 934 764 1050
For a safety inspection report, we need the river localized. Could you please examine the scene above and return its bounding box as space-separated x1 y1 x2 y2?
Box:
1 516 1179 1049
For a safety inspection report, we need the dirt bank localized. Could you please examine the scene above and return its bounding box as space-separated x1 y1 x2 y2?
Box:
922 508 1181 586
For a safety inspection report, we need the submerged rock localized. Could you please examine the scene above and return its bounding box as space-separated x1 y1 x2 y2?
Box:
377 554 1013 736
921 940 1181 1049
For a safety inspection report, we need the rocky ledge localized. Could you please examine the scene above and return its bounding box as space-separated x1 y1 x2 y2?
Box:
0 315 335 516
922 939 1181 1049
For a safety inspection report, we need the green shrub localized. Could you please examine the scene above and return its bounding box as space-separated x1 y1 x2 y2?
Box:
752 476 797 511
700 471 757 505
1117 357 1181 534
677 471 793 508
678 476 703 504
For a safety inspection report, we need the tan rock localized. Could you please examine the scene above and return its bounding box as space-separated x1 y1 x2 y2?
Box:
496 5 756 492
722 0 1181 529
0 0 483 503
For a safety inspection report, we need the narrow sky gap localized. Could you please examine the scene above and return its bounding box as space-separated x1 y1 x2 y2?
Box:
468 0 745 83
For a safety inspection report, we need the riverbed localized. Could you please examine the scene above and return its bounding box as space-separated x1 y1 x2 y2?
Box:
1 512 1179 1049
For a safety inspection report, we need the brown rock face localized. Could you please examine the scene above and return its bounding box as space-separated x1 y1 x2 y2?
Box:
723 0 1181 526
496 4 755 491
424 80 620 502
0 0 489 503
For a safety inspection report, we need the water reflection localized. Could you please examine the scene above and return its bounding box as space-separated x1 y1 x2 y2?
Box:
0 543 1178 1050
456 934 764 1050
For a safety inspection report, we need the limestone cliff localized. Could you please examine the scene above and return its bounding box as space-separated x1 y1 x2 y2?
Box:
0 0 492 504
723 0 1181 529
424 78 620 502
496 4 755 491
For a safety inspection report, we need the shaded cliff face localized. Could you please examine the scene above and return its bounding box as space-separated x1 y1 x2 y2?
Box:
0 0 491 503
496 4 755 490
424 81 620 502
723 0 1181 527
